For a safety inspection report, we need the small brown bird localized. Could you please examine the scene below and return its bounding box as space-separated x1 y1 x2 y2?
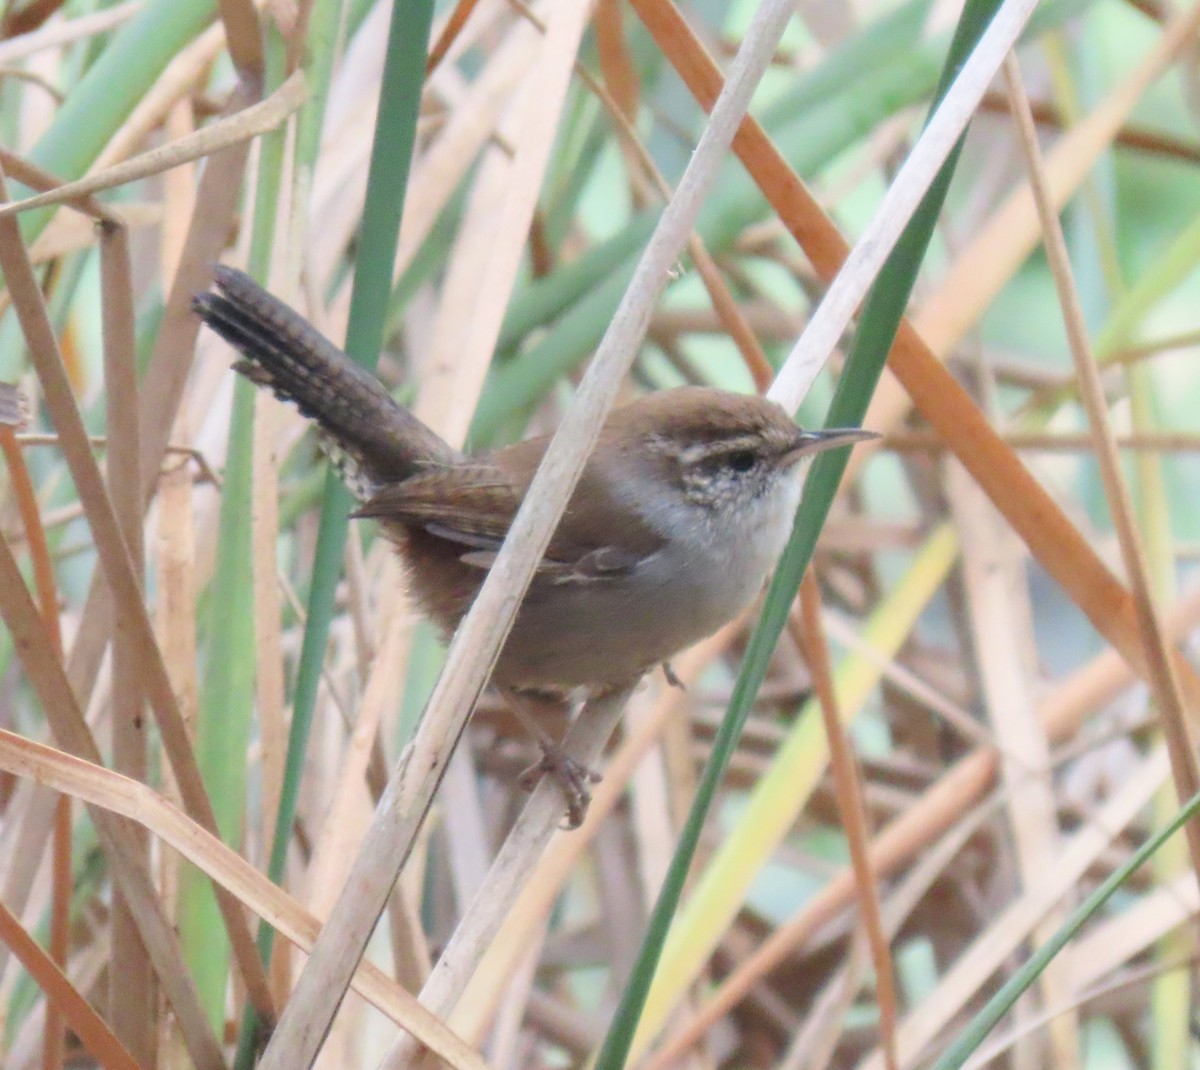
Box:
195 266 874 823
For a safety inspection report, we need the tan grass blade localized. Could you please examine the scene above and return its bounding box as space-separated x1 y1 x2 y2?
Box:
0 71 307 218
0 728 493 1070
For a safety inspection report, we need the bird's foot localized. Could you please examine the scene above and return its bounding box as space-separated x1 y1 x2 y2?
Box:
518 742 602 829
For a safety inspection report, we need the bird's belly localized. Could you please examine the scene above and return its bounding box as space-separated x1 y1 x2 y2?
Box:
493 544 770 692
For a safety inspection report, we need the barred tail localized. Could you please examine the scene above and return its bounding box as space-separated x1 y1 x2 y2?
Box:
193 266 457 490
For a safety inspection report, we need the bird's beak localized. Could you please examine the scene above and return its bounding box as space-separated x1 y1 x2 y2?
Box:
780 427 879 465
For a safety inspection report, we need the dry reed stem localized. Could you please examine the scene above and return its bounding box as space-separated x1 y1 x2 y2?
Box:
303 605 412 919
0 728 493 1070
425 0 485 74
44 753 70 1070
1005 53 1200 883
550 18 774 391
311 7 541 286
0 147 116 221
152 452 200 1028
400 124 510 949
215 0 265 82
507 0 774 390
99 219 155 1062
977 87 1200 164
887 429 1200 452
160 99 198 289
8 942 111 1070
0 71 306 218
625 696 677 919
251 388 287 864
258 0 799 1059
594 0 640 120
0 161 274 1020
0 205 161 288
794 573 898 1070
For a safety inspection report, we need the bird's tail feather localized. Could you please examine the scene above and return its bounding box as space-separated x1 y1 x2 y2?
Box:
193 266 457 490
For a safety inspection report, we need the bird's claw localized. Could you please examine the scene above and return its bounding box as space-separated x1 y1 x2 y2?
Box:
519 743 601 829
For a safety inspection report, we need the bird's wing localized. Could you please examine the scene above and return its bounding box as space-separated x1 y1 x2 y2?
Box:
353 452 665 583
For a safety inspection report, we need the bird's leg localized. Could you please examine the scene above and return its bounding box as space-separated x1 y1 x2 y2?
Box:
502 690 601 829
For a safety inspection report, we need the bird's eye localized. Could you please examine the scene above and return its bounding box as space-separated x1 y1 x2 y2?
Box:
725 449 757 472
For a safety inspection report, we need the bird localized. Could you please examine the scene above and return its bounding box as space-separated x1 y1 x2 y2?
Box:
194 265 874 824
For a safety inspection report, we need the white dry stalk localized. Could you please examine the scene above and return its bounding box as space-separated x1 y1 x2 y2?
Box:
255 0 805 1062
381 686 632 1070
767 0 1042 413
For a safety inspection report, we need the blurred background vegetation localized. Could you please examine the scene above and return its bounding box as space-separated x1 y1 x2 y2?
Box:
0 0 1199 1067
